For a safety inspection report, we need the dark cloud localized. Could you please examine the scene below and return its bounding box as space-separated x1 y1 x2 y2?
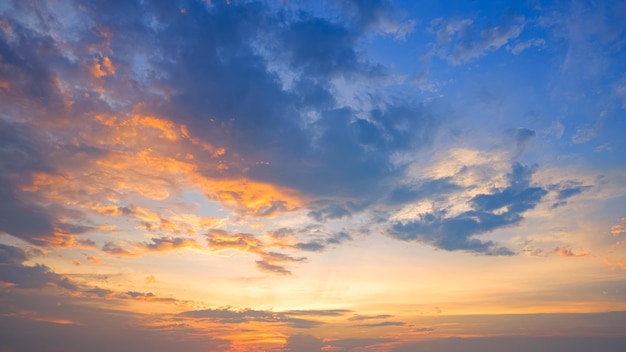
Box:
280 16 362 78
388 163 547 255
0 121 56 245
0 15 69 122
354 321 405 328
101 242 135 257
348 314 393 321
81 0 436 201
295 241 327 252
138 237 201 252
0 243 77 290
326 231 352 244
471 163 546 214
0 0 442 253
387 177 460 205
284 334 325 352
100 237 201 258
256 251 306 275
284 309 351 317
327 337 398 349
0 291 228 352
295 231 353 252
83 287 114 298
308 201 352 222
392 336 626 352
180 308 322 329
550 182 591 208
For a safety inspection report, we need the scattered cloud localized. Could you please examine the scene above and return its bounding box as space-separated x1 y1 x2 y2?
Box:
101 237 202 258
388 163 546 255
349 314 393 321
179 307 325 329
354 321 406 328
552 246 588 258
610 218 626 236
510 38 546 55
572 112 606 144
429 13 526 64
206 229 306 275
0 244 77 291
604 258 626 270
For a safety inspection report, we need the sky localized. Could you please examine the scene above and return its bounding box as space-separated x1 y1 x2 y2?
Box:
0 0 625 351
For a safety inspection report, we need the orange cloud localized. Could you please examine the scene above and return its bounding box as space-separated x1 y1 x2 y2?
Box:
13 110 304 253
89 56 115 79
102 237 203 258
26 112 302 218
611 217 626 235
5 310 77 325
85 255 103 265
101 56 115 75
89 58 107 78
198 178 301 217
604 257 626 270
205 230 305 275
552 246 588 258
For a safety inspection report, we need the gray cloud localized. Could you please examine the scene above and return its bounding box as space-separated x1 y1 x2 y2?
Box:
327 337 398 349
354 321 405 328
0 243 77 290
388 163 547 255
0 291 228 352
550 182 591 208
295 231 353 252
392 336 626 352
308 200 352 222
348 314 393 321
285 309 351 317
284 334 325 352
180 308 323 329
387 177 460 205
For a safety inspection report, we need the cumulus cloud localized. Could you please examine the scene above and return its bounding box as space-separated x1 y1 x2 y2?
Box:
349 314 393 321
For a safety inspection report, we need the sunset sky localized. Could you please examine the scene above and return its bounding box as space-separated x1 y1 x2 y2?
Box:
1 0 626 351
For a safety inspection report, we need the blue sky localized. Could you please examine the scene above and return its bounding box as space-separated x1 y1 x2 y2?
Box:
0 0 625 351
